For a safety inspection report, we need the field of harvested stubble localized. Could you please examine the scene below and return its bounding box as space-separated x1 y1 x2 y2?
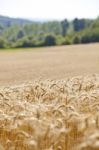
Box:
1 44 99 150
0 43 99 86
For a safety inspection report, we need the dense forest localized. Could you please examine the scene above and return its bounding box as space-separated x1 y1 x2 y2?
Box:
0 15 99 48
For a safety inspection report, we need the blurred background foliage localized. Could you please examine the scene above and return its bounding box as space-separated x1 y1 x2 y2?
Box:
0 15 99 48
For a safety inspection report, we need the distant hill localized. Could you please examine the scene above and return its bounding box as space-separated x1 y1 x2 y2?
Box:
0 15 33 27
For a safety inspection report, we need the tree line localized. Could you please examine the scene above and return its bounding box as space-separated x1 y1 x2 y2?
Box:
0 16 99 48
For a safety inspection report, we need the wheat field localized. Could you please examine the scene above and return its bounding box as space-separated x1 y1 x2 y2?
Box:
0 44 99 150
0 75 99 150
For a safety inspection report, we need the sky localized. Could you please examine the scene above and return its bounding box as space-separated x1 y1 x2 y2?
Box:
0 0 99 20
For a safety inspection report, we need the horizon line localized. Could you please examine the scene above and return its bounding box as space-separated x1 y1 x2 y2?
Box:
0 14 99 22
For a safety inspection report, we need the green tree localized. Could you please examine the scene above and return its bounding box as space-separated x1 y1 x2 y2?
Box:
44 34 56 46
73 35 81 44
0 37 7 48
73 18 86 32
17 29 25 39
61 19 69 36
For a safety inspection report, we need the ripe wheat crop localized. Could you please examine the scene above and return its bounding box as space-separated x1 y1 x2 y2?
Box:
0 74 99 150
